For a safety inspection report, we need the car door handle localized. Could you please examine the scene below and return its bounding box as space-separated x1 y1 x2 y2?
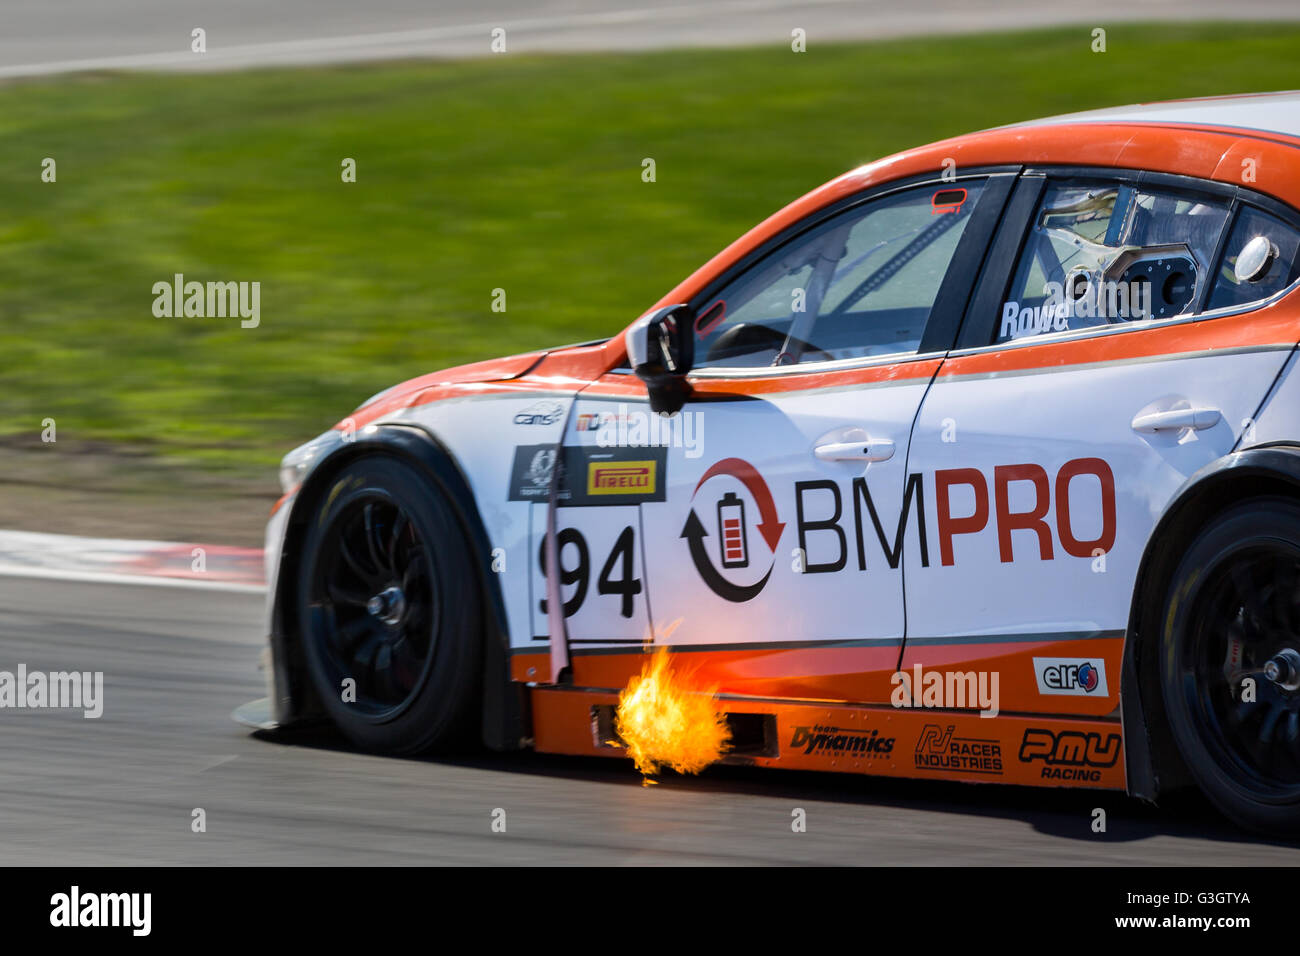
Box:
1131 406 1222 434
814 438 896 462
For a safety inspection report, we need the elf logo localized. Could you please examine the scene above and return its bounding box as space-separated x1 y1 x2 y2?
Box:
1034 658 1108 696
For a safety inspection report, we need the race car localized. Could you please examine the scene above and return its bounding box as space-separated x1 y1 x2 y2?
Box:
242 91 1300 833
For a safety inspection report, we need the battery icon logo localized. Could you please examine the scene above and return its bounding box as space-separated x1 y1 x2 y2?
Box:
717 491 749 569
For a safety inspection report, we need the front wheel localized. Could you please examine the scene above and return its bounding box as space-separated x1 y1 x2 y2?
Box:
1160 497 1300 833
297 455 483 754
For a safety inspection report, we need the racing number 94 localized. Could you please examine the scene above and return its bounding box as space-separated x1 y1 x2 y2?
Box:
538 526 643 618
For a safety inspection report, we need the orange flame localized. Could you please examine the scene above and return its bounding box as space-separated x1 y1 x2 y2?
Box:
614 646 731 783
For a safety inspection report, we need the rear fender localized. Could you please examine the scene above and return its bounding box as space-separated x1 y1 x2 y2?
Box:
1123 443 1300 800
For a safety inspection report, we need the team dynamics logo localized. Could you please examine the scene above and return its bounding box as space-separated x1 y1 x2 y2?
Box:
1033 658 1108 696
790 724 894 759
682 458 785 602
914 724 1002 775
1019 728 1121 782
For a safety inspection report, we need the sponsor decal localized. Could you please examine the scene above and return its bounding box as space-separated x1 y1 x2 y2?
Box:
508 444 666 506
1018 728 1121 782
507 445 562 503
683 457 784 603
931 187 967 215
914 724 1002 775
789 724 894 759
1033 657 1108 696
681 455 1115 601
575 412 620 432
717 492 748 569
514 400 564 426
789 457 1115 574
891 663 999 717
999 277 1153 341
585 402 704 460
588 460 656 496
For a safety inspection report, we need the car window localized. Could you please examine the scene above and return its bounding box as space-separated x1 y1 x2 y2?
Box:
1207 205 1300 311
996 181 1231 344
693 181 987 369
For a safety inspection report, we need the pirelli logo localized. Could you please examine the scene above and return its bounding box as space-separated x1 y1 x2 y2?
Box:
509 445 666 506
587 460 657 495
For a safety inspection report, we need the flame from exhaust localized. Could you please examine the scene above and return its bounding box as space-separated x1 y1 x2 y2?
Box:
614 646 731 783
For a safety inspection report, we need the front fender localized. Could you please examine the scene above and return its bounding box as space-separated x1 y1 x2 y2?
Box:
265 423 525 750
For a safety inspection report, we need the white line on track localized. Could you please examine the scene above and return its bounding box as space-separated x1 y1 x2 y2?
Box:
0 565 266 594
0 529 265 593
0 0 863 78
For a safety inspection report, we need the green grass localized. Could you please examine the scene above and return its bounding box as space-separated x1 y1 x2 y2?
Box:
1 23 1298 475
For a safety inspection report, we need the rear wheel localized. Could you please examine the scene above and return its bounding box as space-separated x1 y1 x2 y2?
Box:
297 455 482 754
1159 497 1300 833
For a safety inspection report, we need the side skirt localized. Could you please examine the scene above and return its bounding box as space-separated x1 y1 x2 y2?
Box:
528 686 1127 790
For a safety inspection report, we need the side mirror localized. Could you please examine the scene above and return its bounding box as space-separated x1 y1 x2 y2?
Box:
625 303 695 414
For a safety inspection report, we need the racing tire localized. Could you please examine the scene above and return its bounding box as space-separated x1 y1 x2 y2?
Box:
297 454 483 754
1159 496 1300 834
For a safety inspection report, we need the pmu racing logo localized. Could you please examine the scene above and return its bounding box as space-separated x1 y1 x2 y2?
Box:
1033 658 1108 696
914 724 1002 775
683 458 785 602
790 724 894 759
1018 728 1121 782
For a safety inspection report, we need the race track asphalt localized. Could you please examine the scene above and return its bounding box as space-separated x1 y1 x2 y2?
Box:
1 574 1297 865
2 0 1298 77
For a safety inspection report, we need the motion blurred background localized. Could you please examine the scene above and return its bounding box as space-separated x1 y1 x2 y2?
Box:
2 1 1299 545
4 0 1300 870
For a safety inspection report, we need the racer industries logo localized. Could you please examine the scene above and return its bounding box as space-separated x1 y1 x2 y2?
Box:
914 724 1003 775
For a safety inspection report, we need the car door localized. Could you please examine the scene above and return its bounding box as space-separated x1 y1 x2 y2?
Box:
901 170 1300 718
619 172 1013 703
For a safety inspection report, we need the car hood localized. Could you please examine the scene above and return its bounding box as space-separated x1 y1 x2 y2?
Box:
351 349 545 416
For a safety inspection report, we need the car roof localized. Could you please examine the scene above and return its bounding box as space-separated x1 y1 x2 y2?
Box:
1013 91 1300 139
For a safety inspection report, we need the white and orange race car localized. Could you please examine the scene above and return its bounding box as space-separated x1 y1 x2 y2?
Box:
244 92 1300 832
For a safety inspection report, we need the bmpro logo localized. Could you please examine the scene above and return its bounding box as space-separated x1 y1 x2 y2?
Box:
1033 657 1107 696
